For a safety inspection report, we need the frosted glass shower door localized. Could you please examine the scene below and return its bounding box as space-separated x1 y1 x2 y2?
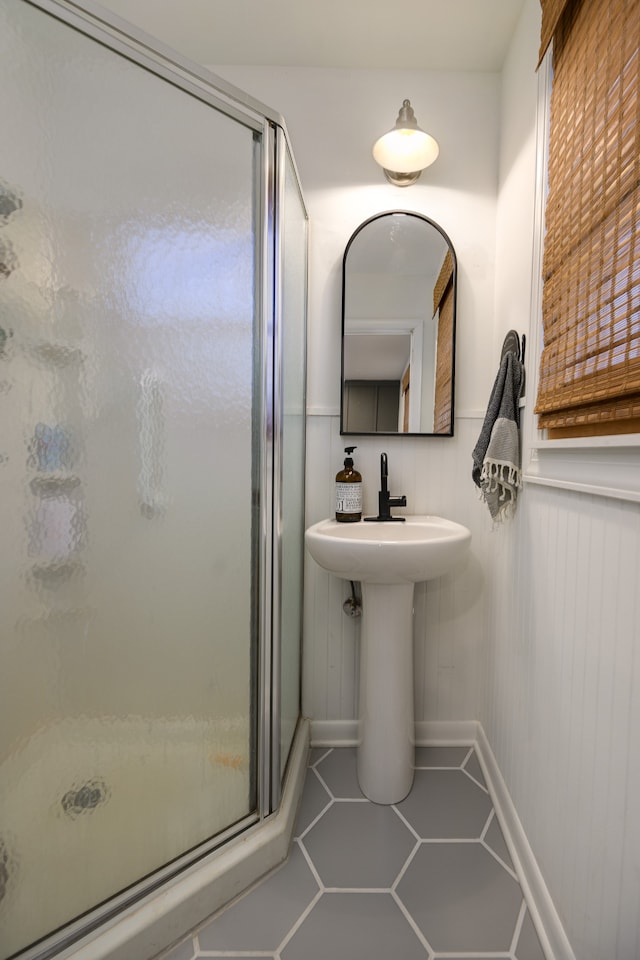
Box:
0 1 261 956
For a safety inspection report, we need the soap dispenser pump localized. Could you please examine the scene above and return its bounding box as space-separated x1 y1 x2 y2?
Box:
335 446 362 523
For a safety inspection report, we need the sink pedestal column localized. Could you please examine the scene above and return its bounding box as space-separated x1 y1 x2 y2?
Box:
357 581 415 804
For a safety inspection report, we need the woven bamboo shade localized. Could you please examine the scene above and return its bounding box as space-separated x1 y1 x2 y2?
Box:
535 0 640 437
538 0 571 64
433 250 455 434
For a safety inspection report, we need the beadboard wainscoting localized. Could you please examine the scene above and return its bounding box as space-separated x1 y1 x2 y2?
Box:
480 482 640 959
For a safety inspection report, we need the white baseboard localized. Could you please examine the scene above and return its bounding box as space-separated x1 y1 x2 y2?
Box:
310 719 359 745
475 726 576 960
414 719 479 744
311 718 478 746
310 718 574 960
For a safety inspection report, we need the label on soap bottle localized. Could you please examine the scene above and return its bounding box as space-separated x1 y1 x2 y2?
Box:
336 482 362 515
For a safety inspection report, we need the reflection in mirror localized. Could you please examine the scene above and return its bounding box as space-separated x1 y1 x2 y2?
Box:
341 211 456 436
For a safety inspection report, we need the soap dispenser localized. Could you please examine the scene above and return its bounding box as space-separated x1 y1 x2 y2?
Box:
335 446 362 522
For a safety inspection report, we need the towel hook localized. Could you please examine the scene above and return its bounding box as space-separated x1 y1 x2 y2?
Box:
500 329 526 364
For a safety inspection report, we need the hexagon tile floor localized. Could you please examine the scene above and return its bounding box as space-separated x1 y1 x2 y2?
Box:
159 745 547 960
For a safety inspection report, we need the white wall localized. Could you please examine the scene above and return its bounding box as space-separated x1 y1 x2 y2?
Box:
215 63 501 731
215 66 501 417
486 2 640 958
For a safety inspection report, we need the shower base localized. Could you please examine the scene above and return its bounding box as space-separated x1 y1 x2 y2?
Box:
0 717 309 960
0 715 253 959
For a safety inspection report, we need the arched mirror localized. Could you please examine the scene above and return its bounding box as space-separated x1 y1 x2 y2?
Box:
341 211 457 436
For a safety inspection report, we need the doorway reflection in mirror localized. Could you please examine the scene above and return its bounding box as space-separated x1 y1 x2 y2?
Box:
341 211 456 437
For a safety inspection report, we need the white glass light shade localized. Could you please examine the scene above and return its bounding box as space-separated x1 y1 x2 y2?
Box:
372 128 439 174
372 99 439 186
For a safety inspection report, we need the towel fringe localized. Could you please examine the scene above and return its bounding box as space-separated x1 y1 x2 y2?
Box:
479 458 521 523
480 458 522 495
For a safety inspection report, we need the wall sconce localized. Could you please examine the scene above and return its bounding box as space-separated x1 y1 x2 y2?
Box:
372 99 439 187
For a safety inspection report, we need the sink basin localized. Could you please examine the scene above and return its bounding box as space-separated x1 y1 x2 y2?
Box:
305 515 471 585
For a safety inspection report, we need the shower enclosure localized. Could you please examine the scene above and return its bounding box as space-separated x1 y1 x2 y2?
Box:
0 1 307 958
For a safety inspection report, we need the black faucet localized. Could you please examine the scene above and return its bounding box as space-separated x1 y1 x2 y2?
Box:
364 452 407 522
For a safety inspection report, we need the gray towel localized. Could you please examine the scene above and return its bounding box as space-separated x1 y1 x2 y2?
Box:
472 350 525 521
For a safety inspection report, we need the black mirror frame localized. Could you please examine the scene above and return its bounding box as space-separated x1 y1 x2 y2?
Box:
340 210 457 438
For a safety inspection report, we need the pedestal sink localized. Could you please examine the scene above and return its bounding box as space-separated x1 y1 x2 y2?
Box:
305 516 471 804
